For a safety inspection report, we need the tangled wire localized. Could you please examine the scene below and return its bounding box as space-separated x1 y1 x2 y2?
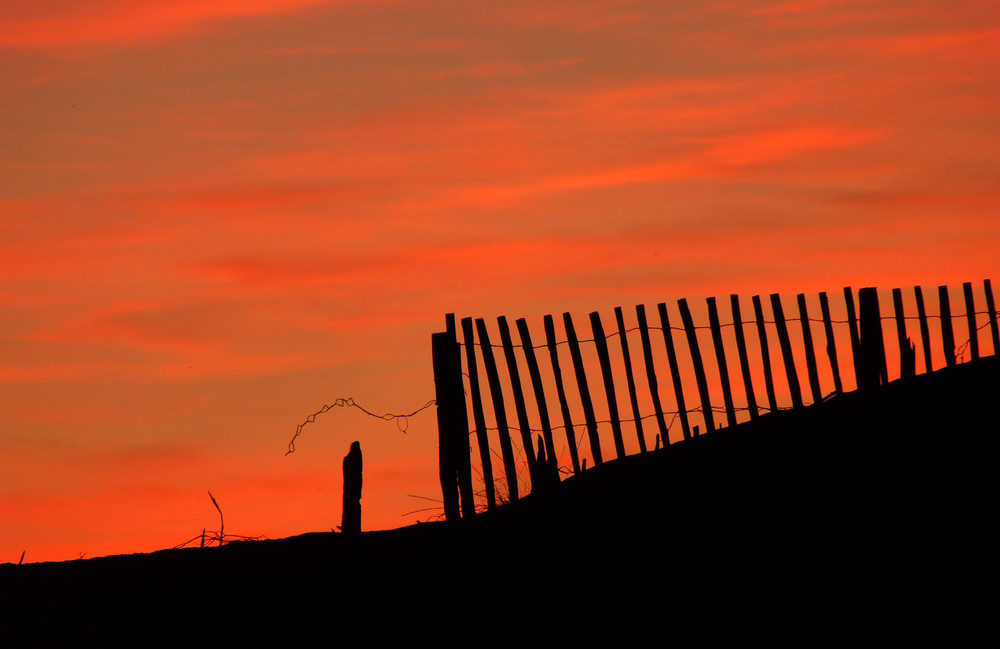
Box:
285 397 436 455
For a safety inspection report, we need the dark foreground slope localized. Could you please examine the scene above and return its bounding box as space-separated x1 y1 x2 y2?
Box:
3 359 1000 647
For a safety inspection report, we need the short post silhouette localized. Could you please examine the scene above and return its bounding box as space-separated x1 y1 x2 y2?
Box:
342 441 363 536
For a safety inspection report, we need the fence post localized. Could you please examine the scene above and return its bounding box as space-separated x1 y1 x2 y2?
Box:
752 295 778 413
730 295 758 420
475 319 519 503
657 303 691 440
432 331 469 521
564 312 603 466
516 318 560 483
843 287 862 390
636 304 670 443
770 293 804 409
341 441 362 535
544 315 581 475
796 293 823 404
497 317 538 490
615 307 647 453
914 286 933 374
591 312 627 459
677 298 715 434
985 279 1000 356
962 282 979 361
891 288 915 380
818 292 843 394
707 297 737 428
857 287 888 390
461 318 496 511
939 285 956 367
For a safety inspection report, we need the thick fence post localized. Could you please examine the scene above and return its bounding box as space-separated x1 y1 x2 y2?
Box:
796 293 823 404
677 298 715 434
892 288 915 380
770 293 804 409
914 286 933 374
857 288 887 390
516 318 559 484
939 285 956 367
341 441 362 535
707 297 737 428
752 295 778 413
963 282 979 361
818 292 843 394
564 313 603 467
497 317 538 490
658 303 691 440
637 304 669 443
475 319 518 503
615 307 647 453
591 312 627 459
432 332 470 521
544 315 581 475
730 294 758 420
985 279 1000 356
461 318 496 511
843 287 862 390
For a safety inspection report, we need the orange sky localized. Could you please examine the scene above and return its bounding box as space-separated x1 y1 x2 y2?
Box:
2 0 999 562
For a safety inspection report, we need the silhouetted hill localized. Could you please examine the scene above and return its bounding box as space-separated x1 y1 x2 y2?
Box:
3 358 999 647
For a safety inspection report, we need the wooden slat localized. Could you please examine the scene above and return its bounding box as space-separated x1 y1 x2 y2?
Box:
796 293 823 404
590 312 626 460
891 288 914 380
770 293 804 409
657 302 691 440
636 304 670 442
914 286 933 374
856 288 887 390
752 295 778 413
445 313 456 340
706 297 737 428
475 319 518 502
818 292 843 394
515 318 559 483
461 317 496 511
939 285 956 367
677 298 715 434
730 294 758 420
843 287 862 390
431 332 463 521
564 312 603 466
497 316 538 488
544 315 581 475
985 279 1000 356
963 281 979 361
615 306 647 453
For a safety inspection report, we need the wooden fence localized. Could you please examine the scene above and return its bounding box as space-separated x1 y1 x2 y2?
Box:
432 280 1000 521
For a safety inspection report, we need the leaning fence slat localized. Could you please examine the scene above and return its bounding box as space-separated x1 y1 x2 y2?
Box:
445 313 456 340
891 289 915 380
730 295 758 420
818 292 843 394
752 295 778 413
939 285 956 367
843 287 862 390
590 312 627 459
914 286 933 374
516 318 559 484
707 297 737 428
497 316 538 489
615 307 647 453
544 315 581 475
796 293 823 404
432 332 464 522
564 312 603 466
985 279 1000 356
637 304 670 442
475 319 518 503
658 302 692 440
857 288 887 390
770 293 804 409
461 318 496 511
963 282 979 361
677 298 715 434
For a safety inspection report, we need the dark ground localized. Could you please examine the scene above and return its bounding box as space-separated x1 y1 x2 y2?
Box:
3 358 999 647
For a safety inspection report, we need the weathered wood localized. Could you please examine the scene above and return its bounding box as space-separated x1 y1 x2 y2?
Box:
516 318 559 482
431 332 470 521
564 312 603 466
856 288 887 390
818 292 843 394
636 304 670 442
796 293 823 404
914 286 933 374
963 282 979 361
752 295 778 413
730 295 758 420
497 316 538 489
939 285 956 367
445 313 456 340
985 279 1000 356
544 315 581 474
475 319 518 502
843 287 862 390
341 441 362 536
657 302 691 440
770 293 804 409
461 317 496 511
590 312 626 459
677 298 715 434
706 297 737 428
615 306 647 453
891 289 914 380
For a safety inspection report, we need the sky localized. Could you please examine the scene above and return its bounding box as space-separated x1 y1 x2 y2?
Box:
2 0 999 563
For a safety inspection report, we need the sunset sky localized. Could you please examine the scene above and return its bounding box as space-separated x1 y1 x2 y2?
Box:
3 0 999 562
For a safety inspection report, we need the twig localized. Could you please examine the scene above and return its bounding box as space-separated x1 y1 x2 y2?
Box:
208 491 224 545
